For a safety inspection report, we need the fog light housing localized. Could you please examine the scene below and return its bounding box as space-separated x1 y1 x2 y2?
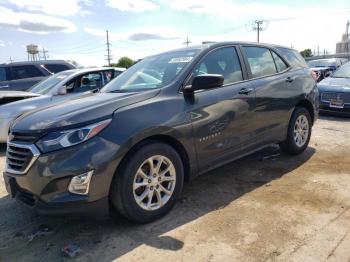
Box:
68 171 93 195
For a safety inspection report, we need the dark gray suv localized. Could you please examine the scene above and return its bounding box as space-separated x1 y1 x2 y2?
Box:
3 42 319 223
0 60 75 91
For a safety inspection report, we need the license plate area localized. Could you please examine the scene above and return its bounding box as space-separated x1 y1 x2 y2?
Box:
330 99 344 108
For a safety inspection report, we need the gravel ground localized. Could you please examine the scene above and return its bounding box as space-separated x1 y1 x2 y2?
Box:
0 115 349 261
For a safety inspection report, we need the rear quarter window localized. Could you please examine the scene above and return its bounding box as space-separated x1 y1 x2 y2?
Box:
276 47 308 68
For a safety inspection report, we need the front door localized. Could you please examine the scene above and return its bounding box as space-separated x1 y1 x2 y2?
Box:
188 46 256 173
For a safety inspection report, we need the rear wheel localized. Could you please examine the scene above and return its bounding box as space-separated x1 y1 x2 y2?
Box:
110 142 184 223
280 107 312 155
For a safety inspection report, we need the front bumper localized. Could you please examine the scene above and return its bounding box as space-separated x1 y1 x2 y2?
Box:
3 136 121 217
319 102 350 117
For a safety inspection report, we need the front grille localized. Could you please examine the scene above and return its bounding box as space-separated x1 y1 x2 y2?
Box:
9 132 43 144
5 142 40 175
321 92 350 104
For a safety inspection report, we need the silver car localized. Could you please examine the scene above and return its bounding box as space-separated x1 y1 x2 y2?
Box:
0 67 125 142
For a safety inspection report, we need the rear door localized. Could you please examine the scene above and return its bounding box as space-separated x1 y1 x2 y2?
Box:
188 46 256 172
9 65 47 91
240 45 291 145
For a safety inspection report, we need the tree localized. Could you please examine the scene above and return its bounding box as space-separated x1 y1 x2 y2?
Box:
115 56 134 68
300 49 313 58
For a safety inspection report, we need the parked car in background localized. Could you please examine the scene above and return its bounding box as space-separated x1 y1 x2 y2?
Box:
308 58 342 82
318 63 350 116
0 60 75 91
0 67 125 142
3 42 318 223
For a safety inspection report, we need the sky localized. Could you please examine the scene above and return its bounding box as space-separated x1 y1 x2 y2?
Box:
0 0 350 66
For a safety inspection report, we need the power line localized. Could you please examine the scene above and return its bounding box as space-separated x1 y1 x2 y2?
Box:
183 37 191 47
252 20 265 43
105 30 112 66
41 47 49 60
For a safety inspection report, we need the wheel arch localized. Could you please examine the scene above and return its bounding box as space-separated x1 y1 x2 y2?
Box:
114 134 193 185
295 99 315 124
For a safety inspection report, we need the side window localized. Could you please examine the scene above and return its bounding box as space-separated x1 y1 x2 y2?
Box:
44 64 70 73
0 67 6 81
102 70 114 83
271 51 288 72
71 73 103 93
243 46 277 78
193 47 243 85
10 65 44 80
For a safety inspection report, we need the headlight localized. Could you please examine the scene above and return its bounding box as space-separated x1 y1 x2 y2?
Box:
36 119 111 153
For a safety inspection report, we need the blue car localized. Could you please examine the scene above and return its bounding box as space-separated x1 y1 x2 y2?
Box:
318 64 350 116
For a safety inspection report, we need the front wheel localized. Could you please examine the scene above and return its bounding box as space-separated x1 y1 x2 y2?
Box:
280 107 312 155
110 142 184 223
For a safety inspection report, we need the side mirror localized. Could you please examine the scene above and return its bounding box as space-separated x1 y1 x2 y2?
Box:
56 85 67 95
184 74 224 94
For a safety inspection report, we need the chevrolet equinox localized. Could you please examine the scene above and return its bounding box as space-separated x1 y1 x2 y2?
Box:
3 42 318 223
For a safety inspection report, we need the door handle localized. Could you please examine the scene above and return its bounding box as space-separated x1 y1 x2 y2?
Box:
238 87 254 95
0 85 9 89
286 77 294 83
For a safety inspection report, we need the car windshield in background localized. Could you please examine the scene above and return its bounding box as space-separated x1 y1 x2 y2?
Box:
308 60 334 67
28 71 74 95
332 66 350 78
101 49 201 93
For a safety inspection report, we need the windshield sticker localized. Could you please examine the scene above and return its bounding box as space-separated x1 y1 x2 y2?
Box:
169 57 193 63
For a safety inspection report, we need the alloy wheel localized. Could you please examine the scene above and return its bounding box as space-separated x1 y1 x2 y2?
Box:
133 155 176 211
293 114 309 147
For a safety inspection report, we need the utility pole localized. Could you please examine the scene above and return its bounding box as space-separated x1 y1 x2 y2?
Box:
252 20 264 43
183 37 191 47
105 30 112 66
8 56 13 63
41 47 48 60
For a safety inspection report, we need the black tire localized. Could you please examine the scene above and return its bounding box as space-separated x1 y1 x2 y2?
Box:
110 142 184 224
280 107 312 155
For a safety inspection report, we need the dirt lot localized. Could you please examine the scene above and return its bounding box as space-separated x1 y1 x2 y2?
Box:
0 115 349 261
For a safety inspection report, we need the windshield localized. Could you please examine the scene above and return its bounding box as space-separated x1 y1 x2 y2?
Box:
308 60 335 67
28 71 75 95
332 65 350 78
101 49 201 92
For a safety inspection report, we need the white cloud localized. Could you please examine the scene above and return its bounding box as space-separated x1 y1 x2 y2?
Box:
165 0 291 21
7 0 91 16
106 0 159 12
85 27 184 41
0 40 5 47
0 6 77 33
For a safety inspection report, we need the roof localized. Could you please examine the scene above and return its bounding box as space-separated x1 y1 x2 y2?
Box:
154 41 295 56
57 67 125 75
0 60 73 66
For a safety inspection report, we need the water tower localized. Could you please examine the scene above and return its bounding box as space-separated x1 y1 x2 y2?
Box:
26 44 40 61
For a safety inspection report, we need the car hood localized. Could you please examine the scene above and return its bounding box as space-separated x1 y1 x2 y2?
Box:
0 95 51 119
0 90 40 99
12 90 160 132
318 77 350 92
